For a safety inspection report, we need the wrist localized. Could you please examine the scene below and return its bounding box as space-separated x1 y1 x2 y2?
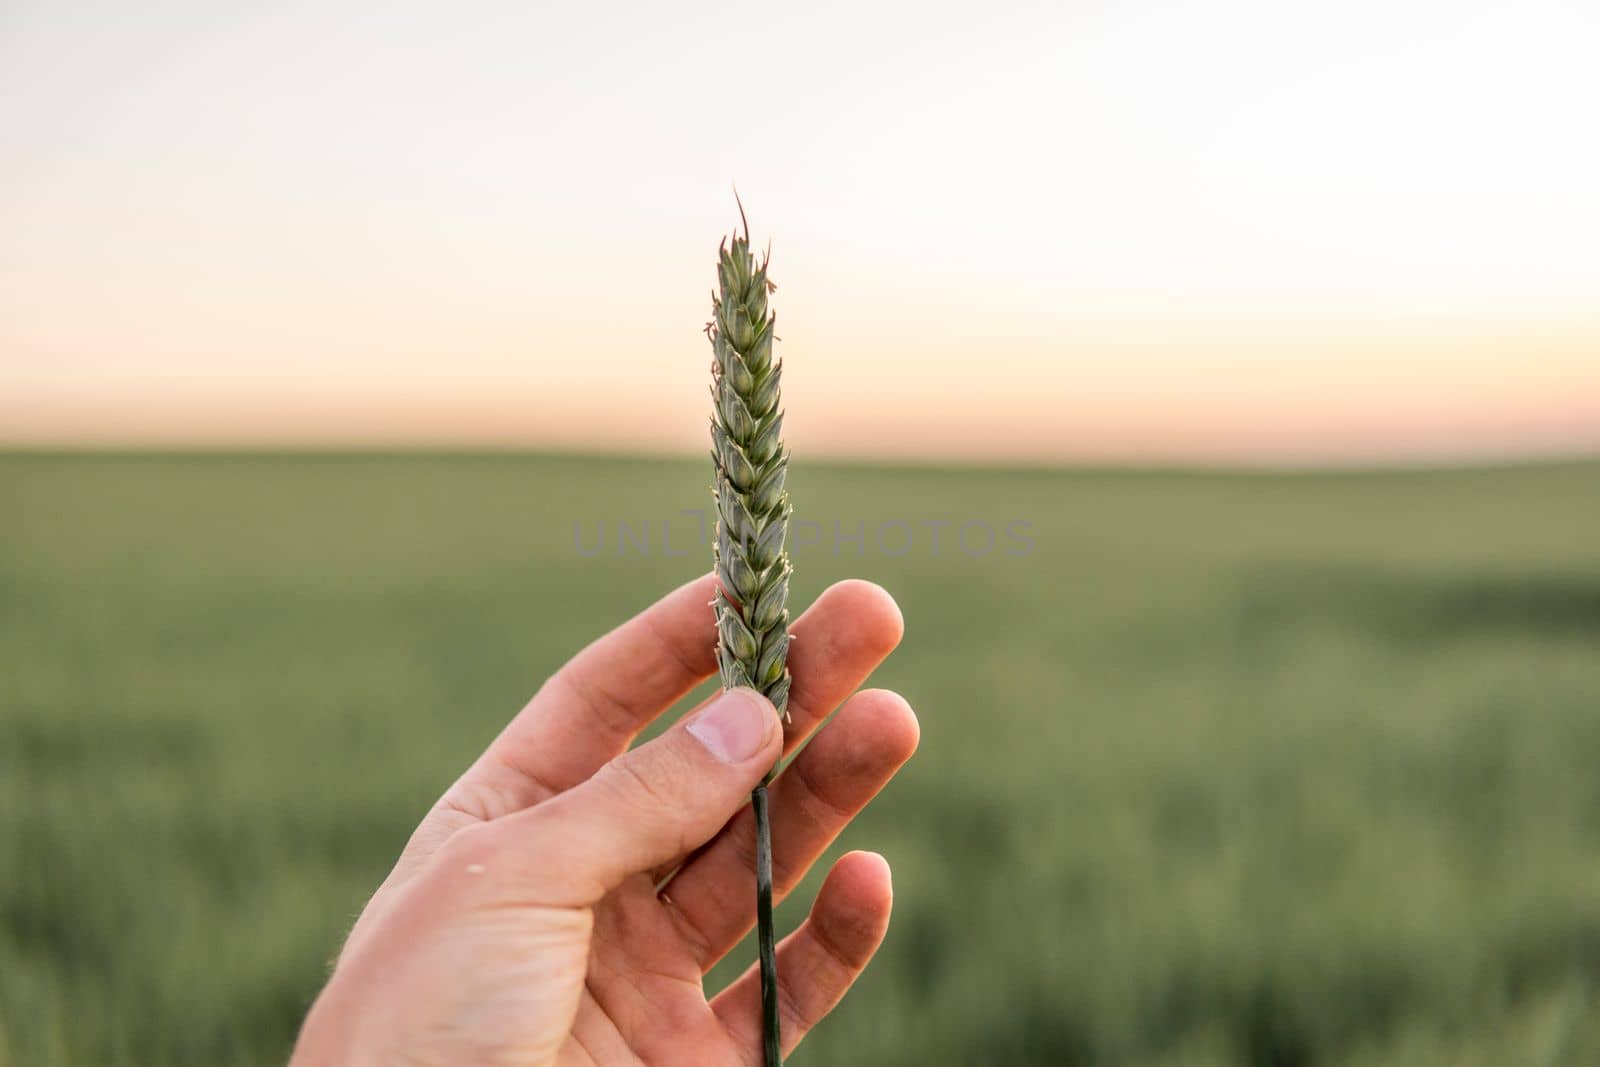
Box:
288 985 364 1067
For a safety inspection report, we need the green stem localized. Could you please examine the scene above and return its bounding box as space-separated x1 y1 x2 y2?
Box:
752 778 781 1066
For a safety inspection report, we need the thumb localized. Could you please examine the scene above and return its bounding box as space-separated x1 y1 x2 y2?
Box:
474 687 782 907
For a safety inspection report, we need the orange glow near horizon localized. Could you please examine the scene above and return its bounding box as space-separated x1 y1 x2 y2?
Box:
3 2 1598 464
8 320 1596 464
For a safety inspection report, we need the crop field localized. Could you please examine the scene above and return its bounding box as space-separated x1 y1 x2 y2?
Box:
3 452 1599 1066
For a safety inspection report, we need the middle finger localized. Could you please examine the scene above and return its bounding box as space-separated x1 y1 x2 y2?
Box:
657 687 919 972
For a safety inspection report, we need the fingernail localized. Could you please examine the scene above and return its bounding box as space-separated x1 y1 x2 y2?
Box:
688 688 774 764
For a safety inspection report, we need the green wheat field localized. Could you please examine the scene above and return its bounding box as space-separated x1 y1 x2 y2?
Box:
3 452 1599 1066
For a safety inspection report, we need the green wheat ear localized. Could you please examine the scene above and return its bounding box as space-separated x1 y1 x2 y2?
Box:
709 222 792 720
708 202 789 1067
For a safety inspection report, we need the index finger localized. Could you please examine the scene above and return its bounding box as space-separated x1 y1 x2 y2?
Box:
463 572 723 809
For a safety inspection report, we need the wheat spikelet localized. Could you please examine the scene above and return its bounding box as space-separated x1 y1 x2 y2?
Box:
708 204 789 1067
709 225 791 720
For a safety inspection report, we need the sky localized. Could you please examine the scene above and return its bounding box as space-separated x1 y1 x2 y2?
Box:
3 0 1598 464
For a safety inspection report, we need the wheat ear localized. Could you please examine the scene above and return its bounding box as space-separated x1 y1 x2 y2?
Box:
708 204 790 1067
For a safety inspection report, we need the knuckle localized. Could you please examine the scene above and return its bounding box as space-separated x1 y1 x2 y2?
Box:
598 756 678 826
775 970 812 1034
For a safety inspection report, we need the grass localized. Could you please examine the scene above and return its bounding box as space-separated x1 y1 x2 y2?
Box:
2 451 1599 1066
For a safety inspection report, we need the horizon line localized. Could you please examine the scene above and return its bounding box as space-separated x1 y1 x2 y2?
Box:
4 441 1597 477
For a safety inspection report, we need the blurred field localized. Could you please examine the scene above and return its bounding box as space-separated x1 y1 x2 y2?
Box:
3 452 1600 1066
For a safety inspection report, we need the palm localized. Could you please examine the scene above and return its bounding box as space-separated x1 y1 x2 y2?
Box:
558 873 750 1065
329 576 916 1066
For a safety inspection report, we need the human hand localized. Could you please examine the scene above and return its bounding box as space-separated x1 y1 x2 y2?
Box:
291 574 917 1066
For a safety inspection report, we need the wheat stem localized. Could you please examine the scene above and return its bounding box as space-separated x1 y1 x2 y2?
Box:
751 780 780 1065
708 206 790 1067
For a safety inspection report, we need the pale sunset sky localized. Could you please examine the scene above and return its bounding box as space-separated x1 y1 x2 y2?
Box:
3 0 1597 463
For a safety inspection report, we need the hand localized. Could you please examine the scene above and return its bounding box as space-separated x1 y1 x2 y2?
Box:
291 574 918 1066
